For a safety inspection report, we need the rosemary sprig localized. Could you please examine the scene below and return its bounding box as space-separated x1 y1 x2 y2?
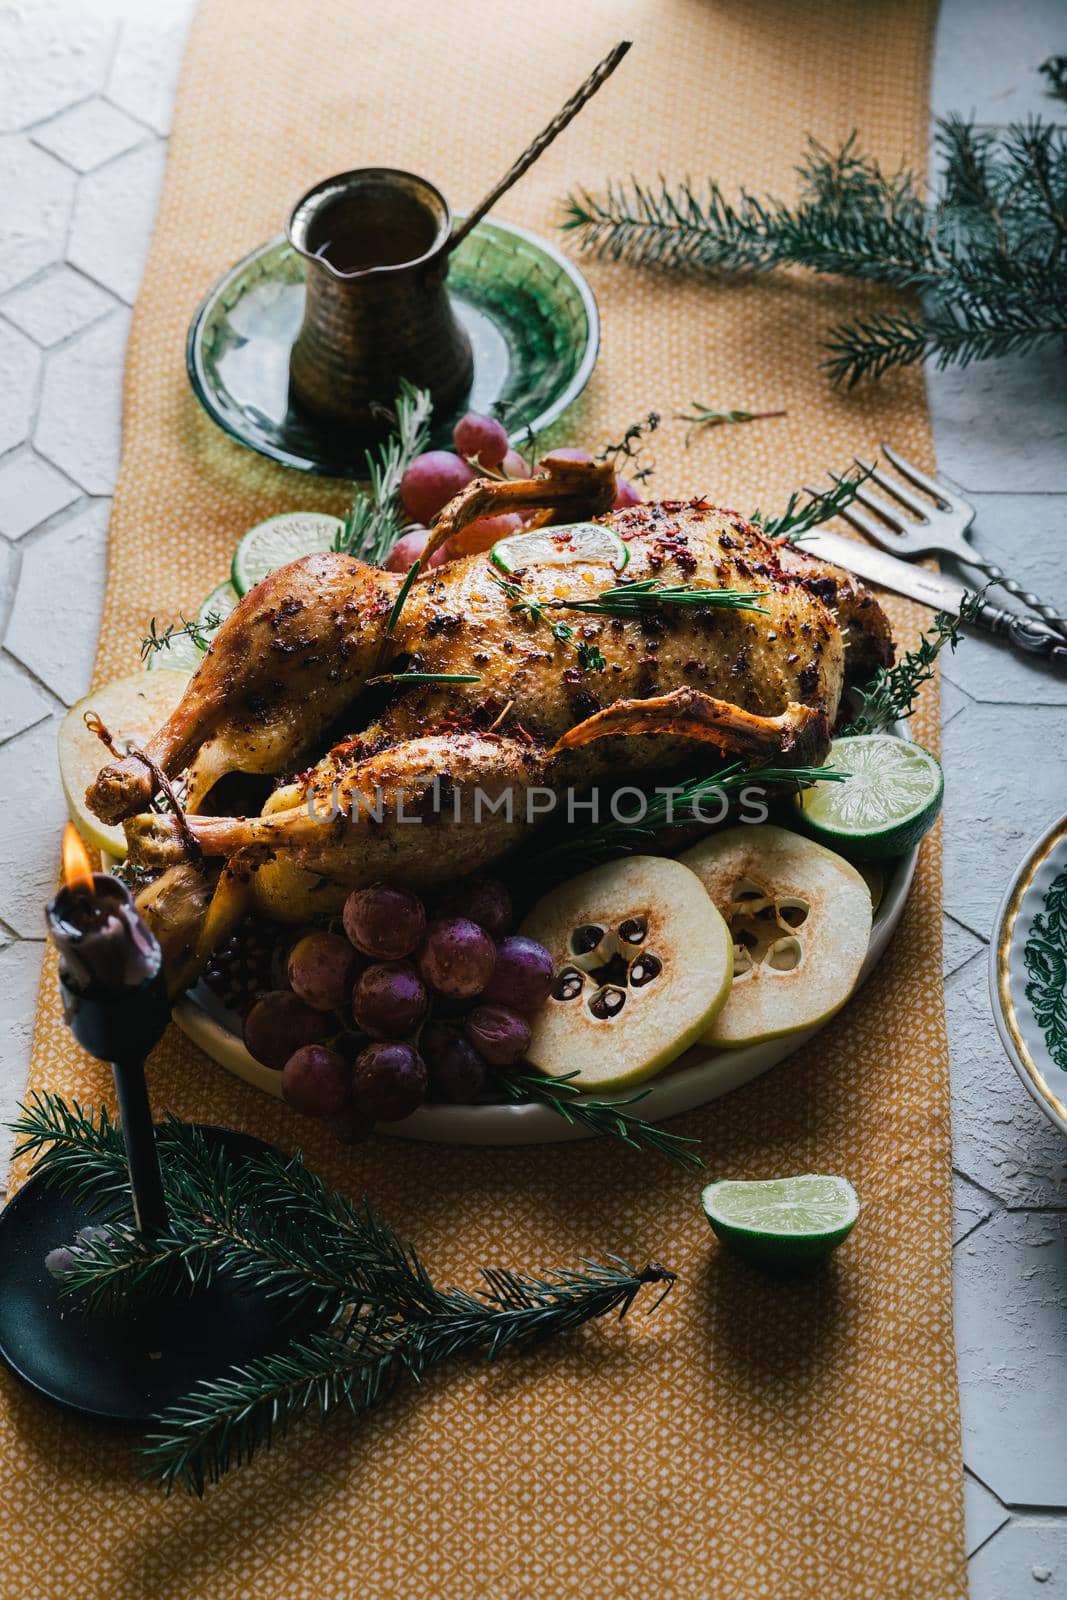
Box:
333 381 433 564
140 611 220 661
14 1096 673 1493
366 672 483 686
559 579 769 618
676 403 787 448
533 762 846 876
754 463 873 541
842 596 980 734
383 557 422 640
493 1069 703 1169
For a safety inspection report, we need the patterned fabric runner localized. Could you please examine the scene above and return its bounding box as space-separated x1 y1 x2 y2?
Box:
5 2 964 1596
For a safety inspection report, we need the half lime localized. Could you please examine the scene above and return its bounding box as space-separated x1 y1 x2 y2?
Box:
702 1174 859 1269
796 733 943 863
231 511 343 596
490 522 629 576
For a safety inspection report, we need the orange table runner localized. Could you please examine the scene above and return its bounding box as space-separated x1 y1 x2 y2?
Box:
5 2 964 1596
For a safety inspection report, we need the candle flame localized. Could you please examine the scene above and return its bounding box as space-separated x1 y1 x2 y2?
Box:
62 823 94 894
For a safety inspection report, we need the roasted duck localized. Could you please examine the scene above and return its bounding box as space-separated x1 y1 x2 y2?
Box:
86 459 892 981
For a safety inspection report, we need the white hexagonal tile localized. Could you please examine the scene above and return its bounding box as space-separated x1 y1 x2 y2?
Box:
928 343 1067 494
0 657 52 742
964 1472 1009 1558
67 141 166 304
31 95 149 173
0 938 50 1176
953 1172 994 1247
0 136 75 296
106 0 195 136
0 452 79 540
0 264 115 348
949 952 1067 1205
955 1210 1067 1506
944 912 984 980
4 501 107 704
0 321 40 456
970 1519 1067 1599
0 4 113 135
35 310 130 494
0 717 68 939
934 0 1066 123
942 702 1066 940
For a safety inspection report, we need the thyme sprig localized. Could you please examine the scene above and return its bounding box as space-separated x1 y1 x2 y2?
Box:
333 380 433 564
596 410 661 483
492 1069 703 1168
677 403 787 448
842 596 981 734
140 611 221 662
13 1096 673 1494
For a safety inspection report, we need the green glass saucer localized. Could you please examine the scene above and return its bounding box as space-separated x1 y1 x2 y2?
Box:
186 218 599 476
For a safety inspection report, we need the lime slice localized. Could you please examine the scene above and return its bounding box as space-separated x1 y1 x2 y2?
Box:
702 1175 859 1269
145 625 203 674
198 579 239 641
231 511 343 596
490 522 629 576
145 581 239 673
59 670 191 858
796 733 943 863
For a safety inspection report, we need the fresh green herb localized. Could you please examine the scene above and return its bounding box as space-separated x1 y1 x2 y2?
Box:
842 597 980 734
12 1095 674 1494
491 573 577 646
563 119 1067 384
492 1069 703 1168
753 463 873 541
576 642 607 673
382 557 422 640
677 403 786 448
533 762 847 876
140 611 220 662
559 579 769 618
333 381 433 563
596 411 661 484
366 672 483 687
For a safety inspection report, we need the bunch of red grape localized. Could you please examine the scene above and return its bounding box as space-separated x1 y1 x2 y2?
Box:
384 411 641 573
238 877 554 1141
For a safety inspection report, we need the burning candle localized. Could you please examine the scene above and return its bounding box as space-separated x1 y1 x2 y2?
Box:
46 824 171 1232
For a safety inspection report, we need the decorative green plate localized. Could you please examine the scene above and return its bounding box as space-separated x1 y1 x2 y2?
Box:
186 219 599 476
992 813 1067 1138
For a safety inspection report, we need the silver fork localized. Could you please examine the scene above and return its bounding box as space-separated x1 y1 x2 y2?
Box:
822 443 1067 640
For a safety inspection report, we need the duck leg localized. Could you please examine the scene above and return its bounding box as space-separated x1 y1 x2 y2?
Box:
422 453 617 561
550 687 830 767
87 553 398 825
123 733 544 885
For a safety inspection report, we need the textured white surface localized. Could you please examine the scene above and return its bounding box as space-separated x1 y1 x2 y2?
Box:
0 0 1063 1582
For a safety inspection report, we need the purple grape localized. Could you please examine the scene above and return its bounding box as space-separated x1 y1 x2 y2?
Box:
353 961 428 1039
287 931 362 1012
352 1041 428 1122
432 876 512 940
421 1021 488 1104
464 1004 531 1067
343 884 427 961
419 917 496 998
243 991 331 1069
399 451 474 523
482 936 554 1012
281 1045 351 1117
453 411 508 468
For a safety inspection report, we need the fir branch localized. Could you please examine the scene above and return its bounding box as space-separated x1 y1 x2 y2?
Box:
842 595 981 734
676 403 786 448
10 1093 132 1210
1040 56 1067 103
563 120 1067 382
333 381 433 564
493 1068 703 1169
140 612 220 662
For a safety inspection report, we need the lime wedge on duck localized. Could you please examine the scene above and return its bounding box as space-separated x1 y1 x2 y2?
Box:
59 669 191 858
797 733 943 862
702 1174 859 1269
490 522 629 576
231 511 343 596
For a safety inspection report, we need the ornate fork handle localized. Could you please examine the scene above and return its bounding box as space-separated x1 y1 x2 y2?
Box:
974 598 1067 669
968 558 1067 640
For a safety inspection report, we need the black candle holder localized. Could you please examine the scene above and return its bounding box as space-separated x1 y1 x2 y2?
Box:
0 870 313 1423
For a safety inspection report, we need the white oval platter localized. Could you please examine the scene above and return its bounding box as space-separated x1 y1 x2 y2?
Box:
173 839 916 1146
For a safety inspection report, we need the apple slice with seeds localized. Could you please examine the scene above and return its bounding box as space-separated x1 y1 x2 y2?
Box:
680 824 872 1049
519 855 732 1091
